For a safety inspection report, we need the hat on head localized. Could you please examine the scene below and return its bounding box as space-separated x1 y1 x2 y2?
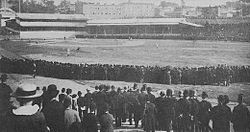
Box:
189 90 194 97
117 87 122 92
183 90 189 97
147 87 152 92
218 95 224 103
47 84 59 97
201 92 208 98
238 94 243 103
13 83 43 99
0 74 8 80
166 89 173 96
77 91 82 95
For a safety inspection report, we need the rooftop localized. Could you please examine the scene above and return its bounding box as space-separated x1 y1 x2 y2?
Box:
17 13 88 21
87 18 203 27
88 18 186 26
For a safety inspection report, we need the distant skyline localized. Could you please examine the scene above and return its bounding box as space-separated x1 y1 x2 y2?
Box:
53 0 238 7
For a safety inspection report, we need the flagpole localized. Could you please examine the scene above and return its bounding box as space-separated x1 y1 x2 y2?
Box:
19 0 21 13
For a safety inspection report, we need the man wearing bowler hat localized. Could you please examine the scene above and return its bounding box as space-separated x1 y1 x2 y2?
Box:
198 92 212 132
4 83 47 132
232 94 250 132
42 84 64 132
210 95 231 132
145 87 155 104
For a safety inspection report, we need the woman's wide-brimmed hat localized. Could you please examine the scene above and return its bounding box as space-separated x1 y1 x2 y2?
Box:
12 83 43 98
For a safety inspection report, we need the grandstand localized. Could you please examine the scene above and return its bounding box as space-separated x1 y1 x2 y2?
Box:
79 18 204 39
0 9 88 39
3 10 248 41
17 13 88 39
0 10 203 40
0 8 20 39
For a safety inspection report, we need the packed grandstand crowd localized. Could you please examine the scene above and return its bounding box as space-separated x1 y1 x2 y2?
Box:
77 22 250 42
0 74 250 132
1 56 250 86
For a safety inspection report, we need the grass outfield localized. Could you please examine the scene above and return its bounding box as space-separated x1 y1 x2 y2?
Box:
0 39 250 67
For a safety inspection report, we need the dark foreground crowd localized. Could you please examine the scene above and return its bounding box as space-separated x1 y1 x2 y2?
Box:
1 57 250 86
0 74 250 132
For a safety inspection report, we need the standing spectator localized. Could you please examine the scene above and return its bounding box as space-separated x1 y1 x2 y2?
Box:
210 95 231 132
58 88 66 103
99 103 114 132
63 96 81 132
232 94 250 132
0 74 13 129
84 89 93 112
135 87 147 128
42 84 64 132
145 87 155 104
176 90 191 132
198 92 212 132
4 83 47 132
166 70 171 85
114 88 125 127
223 95 232 132
164 89 176 132
33 62 37 78
108 86 117 116
189 90 199 132
77 91 85 119
95 86 108 117
155 91 165 130
66 88 72 97
143 98 157 132
82 102 98 132
72 94 78 111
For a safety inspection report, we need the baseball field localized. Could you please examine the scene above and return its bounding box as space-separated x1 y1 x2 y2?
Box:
1 39 250 67
1 38 250 131
1 38 250 103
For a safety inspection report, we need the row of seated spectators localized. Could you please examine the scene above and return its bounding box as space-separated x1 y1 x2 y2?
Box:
77 23 250 42
1 56 250 85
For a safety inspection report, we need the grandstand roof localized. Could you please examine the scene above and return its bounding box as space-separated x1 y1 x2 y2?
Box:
187 18 250 25
87 18 203 27
180 21 204 27
20 22 86 27
17 13 88 21
0 8 17 19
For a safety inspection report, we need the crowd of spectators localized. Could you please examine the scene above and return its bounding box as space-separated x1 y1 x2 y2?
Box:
77 22 250 42
0 74 250 132
1 56 250 86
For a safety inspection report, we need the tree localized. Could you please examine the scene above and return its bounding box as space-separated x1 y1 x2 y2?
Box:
8 0 56 13
41 0 56 13
240 0 250 3
159 1 179 8
160 1 167 7
7 0 23 12
240 0 250 16
154 8 162 17
56 0 73 14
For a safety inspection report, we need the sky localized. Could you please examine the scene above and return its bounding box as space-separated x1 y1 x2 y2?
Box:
53 0 239 7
